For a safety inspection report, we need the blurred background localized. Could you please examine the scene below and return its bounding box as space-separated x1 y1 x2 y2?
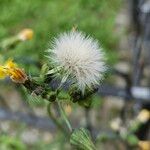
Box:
0 0 150 150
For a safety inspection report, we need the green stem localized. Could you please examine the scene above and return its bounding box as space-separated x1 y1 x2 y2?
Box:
57 100 72 133
0 36 20 50
47 103 69 136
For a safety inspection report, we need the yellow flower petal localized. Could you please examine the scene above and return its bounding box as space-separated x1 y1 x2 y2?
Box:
137 109 150 123
0 66 7 79
138 141 150 150
5 59 17 69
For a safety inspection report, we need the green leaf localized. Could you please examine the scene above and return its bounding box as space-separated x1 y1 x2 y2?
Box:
0 135 26 150
126 134 139 146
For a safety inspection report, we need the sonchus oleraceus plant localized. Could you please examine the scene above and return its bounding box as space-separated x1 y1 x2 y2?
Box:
0 30 106 150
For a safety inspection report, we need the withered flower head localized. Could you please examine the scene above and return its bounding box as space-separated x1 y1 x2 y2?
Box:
0 59 27 83
18 28 33 41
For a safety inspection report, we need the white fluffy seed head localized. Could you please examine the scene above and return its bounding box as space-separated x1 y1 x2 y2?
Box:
48 31 106 94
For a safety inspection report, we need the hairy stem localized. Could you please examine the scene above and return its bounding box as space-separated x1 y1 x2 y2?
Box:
57 100 72 133
47 103 69 136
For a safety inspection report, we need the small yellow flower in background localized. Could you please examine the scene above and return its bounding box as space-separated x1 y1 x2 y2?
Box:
18 28 33 41
110 118 122 131
0 59 27 83
64 104 72 116
137 109 150 123
138 141 150 150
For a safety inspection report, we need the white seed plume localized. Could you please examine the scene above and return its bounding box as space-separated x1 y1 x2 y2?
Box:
48 31 106 94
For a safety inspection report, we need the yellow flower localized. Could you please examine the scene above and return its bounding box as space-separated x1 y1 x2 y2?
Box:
137 109 150 123
0 59 27 83
64 104 72 116
18 28 33 41
110 118 122 131
138 141 150 150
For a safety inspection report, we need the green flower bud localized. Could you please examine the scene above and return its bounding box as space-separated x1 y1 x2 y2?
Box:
70 128 96 150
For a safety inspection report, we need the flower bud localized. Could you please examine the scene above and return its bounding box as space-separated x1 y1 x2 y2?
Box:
137 109 150 123
70 128 96 150
18 29 33 41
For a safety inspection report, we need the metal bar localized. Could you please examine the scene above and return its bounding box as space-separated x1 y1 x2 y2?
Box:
98 84 150 102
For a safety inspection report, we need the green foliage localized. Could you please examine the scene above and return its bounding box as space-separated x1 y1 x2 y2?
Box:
126 134 139 146
121 133 139 146
90 94 103 108
0 135 26 150
57 90 70 102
